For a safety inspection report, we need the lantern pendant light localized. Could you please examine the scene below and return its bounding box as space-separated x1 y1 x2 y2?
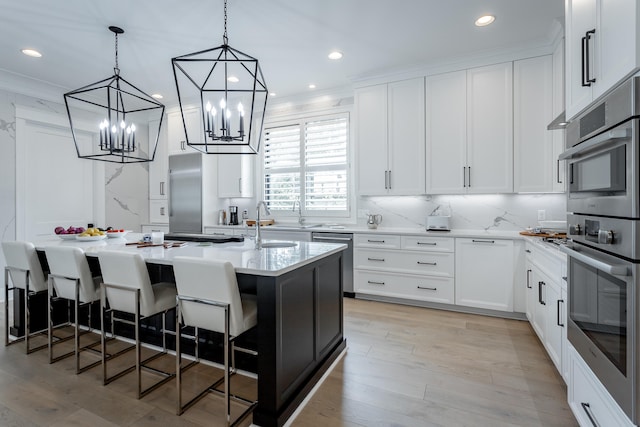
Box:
171 0 268 154
64 26 165 163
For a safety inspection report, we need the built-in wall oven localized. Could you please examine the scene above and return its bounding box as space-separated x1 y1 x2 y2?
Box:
560 76 640 424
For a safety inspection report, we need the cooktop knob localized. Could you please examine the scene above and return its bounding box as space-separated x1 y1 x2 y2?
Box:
598 229 614 244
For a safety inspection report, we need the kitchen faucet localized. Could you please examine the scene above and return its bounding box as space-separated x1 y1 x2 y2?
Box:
255 201 271 249
292 199 305 225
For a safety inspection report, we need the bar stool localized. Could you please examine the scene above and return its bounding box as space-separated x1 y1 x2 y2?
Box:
173 256 258 426
2 241 49 354
97 250 177 399
44 246 103 373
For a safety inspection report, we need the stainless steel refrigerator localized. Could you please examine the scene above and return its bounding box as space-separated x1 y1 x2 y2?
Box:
169 152 202 233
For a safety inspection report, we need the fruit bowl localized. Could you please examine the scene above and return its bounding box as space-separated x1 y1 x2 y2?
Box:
106 230 131 238
57 234 78 240
76 234 107 241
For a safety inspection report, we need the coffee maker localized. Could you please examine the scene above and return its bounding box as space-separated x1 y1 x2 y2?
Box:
228 206 239 225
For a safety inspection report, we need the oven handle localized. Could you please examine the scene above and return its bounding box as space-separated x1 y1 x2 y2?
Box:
559 245 630 276
559 128 629 160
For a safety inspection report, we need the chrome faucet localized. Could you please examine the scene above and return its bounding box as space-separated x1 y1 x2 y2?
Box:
292 199 305 225
255 201 271 249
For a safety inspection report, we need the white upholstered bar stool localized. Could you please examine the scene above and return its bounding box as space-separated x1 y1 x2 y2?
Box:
44 246 102 373
97 250 177 399
2 241 49 354
173 256 258 426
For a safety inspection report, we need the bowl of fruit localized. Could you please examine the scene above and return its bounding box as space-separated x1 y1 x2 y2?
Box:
54 226 86 240
76 227 107 241
106 229 130 238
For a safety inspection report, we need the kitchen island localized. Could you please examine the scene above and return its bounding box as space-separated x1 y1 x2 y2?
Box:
30 235 347 427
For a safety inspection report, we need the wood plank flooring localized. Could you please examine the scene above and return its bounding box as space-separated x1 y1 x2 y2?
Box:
0 299 577 426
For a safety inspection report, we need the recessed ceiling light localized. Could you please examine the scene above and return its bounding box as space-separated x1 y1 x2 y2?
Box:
151 93 163 99
328 51 343 60
227 76 239 83
21 48 42 58
475 15 496 27
269 92 276 97
309 84 316 89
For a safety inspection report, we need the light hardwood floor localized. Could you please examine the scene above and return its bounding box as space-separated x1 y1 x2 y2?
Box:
0 299 577 426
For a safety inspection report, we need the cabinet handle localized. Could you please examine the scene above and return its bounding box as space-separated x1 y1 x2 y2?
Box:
384 170 389 189
472 239 495 244
463 167 466 188
585 29 596 86
417 286 437 291
526 269 532 289
580 402 599 427
562 276 567 281
367 239 385 243
581 34 588 87
538 281 546 305
467 166 471 187
557 299 565 327
160 207 165 216
160 181 165 196
367 280 385 285
238 178 242 193
367 257 385 262
525 249 531 253
556 160 562 184
417 242 437 246
388 170 392 189
181 140 186 150
417 261 437 266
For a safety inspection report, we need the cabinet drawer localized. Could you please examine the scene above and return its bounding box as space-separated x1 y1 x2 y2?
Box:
354 234 401 249
203 227 235 236
149 199 168 224
355 249 453 276
402 235 454 252
141 224 169 233
355 270 454 304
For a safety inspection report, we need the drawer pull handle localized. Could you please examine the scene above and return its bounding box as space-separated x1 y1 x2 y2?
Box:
525 249 531 253
367 239 385 243
417 286 437 291
417 261 437 266
417 242 437 246
472 239 495 244
557 299 565 327
580 402 599 427
368 257 385 262
367 280 385 285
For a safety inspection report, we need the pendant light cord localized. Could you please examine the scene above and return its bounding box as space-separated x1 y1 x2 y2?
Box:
114 31 120 75
223 0 228 45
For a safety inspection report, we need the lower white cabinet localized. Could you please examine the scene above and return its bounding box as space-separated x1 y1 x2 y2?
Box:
354 234 455 304
141 224 169 234
568 345 634 427
149 199 168 224
203 226 237 236
455 238 514 312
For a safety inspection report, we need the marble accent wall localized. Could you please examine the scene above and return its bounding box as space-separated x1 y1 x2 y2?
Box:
357 193 567 230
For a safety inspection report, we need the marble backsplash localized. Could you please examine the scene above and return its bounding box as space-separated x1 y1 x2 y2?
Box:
357 194 567 231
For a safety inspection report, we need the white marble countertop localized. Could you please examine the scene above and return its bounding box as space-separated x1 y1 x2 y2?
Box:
33 233 347 277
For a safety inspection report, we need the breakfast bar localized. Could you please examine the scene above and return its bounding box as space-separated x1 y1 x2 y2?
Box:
29 235 347 427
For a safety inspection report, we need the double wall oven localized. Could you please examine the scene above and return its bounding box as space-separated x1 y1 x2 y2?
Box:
560 76 640 423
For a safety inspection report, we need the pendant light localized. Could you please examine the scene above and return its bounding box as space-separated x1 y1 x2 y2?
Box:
64 26 165 163
171 0 268 154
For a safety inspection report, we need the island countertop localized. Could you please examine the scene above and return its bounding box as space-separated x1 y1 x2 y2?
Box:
33 233 346 277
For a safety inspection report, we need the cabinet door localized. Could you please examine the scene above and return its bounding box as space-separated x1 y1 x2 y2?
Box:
551 42 567 192
149 199 168 224
218 154 254 198
455 238 514 312
525 259 536 323
387 78 425 195
466 62 513 193
355 85 389 195
514 56 554 193
544 278 564 374
565 0 596 119
425 71 466 194
167 110 196 154
597 0 640 99
148 119 168 199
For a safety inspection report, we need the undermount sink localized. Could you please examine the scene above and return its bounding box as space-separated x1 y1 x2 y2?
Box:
274 224 323 229
260 242 298 248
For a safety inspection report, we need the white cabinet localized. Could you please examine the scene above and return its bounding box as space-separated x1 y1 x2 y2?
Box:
217 154 254 198
565 0 640 120
426 62 513 194
354 234 455 304
455 238 514 312
167 109 198 154
203 226 237 236
141 224 169 234
355 78 425 195
514 55 554 193
148 118 168 200
551 40 567 193
149 199 168 224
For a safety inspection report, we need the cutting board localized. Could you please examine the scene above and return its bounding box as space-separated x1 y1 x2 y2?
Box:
245 219 275 227
519 231 567 237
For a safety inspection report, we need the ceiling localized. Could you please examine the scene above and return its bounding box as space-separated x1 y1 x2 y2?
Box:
1 0 563 107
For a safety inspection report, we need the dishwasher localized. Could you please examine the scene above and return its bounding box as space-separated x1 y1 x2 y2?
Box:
311 232 354 297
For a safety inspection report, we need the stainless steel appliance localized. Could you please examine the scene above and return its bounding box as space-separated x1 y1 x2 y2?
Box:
169 152 202 234
561 76 640 424
311 232 354 296
229 206 239 225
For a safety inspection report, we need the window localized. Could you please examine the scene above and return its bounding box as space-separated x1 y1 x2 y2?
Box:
263 113 349 217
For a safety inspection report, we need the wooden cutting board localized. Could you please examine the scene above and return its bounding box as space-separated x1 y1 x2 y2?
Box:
519 231 567 237
245 219 275 227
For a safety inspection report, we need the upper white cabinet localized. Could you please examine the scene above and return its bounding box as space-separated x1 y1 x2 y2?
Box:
148 118 168 200
355 78 425 196
455 238 514 312
565 0 640 120
217 154 254 198
167 109 198 154
426 62 513 194
513 55 554 193
551 41 567 193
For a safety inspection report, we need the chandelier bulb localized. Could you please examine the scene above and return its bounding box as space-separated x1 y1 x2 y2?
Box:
206 101 212 112
111 125 117 133
220 98 226 109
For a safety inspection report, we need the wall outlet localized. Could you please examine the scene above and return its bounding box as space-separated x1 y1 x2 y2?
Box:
537 210 546 221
